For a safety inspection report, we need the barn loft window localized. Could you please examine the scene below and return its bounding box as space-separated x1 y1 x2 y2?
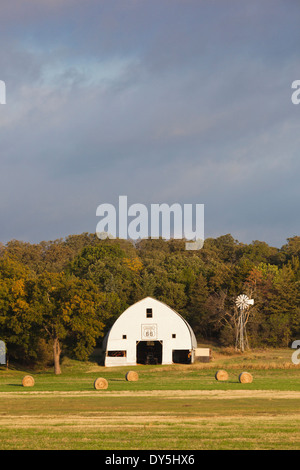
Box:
122 335 127 339
146 308 153 318
107 350 126 357
172 334 176 338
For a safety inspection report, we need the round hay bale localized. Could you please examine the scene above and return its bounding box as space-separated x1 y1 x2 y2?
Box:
94 377 108 390
125 371 139 382
239 372 253 384
22 375 35 387
215 370 228 381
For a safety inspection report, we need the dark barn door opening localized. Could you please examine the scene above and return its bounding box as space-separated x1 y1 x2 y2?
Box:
136 341 162 365
172 350 192 364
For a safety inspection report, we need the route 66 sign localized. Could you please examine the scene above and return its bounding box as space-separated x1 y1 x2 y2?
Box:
141 324 157 340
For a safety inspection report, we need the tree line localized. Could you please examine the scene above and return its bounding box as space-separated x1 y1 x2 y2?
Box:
0 233 300 372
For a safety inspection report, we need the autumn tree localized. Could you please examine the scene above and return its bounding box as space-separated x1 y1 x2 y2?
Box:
1 233 300 363
187 273 209 337
0 256 37 363
29 272 105 374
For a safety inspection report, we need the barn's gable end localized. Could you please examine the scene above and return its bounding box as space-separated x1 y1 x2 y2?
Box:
103 297 197 367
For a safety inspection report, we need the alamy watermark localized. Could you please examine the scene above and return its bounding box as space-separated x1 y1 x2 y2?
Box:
0 80 6 104
291 80 300 105
96 196 204 250
291 340 300 365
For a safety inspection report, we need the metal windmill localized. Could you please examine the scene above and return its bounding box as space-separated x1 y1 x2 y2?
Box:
235 294 254 352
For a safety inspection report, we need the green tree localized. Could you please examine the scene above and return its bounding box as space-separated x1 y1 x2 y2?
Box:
30 272 105 374
0 256 37 363
188 273 209 337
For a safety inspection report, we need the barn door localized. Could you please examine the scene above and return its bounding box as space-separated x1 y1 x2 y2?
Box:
136 341 162 365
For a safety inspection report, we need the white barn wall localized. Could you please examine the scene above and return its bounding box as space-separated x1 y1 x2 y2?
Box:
103 297 197 367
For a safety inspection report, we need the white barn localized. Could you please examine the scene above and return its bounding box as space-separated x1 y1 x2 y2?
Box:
102 297 198 367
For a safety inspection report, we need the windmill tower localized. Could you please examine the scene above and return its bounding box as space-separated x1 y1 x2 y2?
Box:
235 294 254 352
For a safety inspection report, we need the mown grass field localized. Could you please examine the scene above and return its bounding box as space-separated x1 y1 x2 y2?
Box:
0 348 299 450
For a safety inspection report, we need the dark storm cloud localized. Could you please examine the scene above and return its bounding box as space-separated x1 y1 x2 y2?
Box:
0 1 299 246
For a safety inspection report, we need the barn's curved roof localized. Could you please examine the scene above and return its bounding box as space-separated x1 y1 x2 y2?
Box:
102 296 197 350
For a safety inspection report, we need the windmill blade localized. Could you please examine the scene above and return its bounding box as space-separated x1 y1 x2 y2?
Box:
235 294 254 309
235 294 249 309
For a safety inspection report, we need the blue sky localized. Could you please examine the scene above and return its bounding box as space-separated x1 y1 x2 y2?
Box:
0 0 300 247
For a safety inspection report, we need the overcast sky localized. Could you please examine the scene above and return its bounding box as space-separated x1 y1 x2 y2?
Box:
0 0 300 247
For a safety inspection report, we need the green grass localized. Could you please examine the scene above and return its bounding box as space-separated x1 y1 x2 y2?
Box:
1 356 300 393
1 368 300 392
1 419 299 450
0 393 299 450
0 348 300 449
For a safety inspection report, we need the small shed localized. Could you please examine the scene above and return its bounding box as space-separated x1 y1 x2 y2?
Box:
0 340 6 365
102 297 197 367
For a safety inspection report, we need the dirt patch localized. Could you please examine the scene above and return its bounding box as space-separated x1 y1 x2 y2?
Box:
1 412 300 429
1 389 300 399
